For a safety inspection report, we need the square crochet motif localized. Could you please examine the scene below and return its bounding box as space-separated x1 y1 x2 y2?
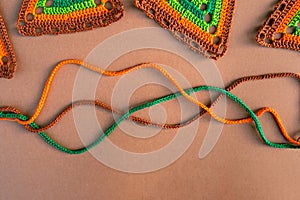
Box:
257 0 300 52
17 0 124 36
135 0 236 60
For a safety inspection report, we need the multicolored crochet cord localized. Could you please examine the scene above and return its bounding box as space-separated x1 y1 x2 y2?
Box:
257 0 300 52
17 0 124 36
0 14 16 79
1 59 299 154
135 0 235 60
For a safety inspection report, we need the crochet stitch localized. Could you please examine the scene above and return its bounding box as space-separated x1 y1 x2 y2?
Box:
17 0 124 36
135 0 235 60
0 14 16 79
257 0 300 52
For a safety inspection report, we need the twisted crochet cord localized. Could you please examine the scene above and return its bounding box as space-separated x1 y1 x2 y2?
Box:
10 72 299 147
0 60 299 153
1 85 299 155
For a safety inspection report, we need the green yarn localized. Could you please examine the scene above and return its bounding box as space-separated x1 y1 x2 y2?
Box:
1 86 298 154
167 0 223 33
168 0 208 31
189 0 209 9
36 0 97 15
52 0 87 7
180 0 205 19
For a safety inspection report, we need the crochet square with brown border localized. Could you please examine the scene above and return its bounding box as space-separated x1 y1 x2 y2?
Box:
17 0 124 36
135 0 236 60
257 0 300 52
0 14 16 79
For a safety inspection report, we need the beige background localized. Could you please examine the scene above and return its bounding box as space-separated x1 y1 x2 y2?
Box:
1 0 300 199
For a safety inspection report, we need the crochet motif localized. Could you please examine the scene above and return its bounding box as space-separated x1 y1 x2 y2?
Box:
0 14 16 79
17 0 124 36
257 0 300 52
135 0 236 60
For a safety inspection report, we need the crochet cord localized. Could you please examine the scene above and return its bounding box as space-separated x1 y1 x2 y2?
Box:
15 103 298 146
1 85 299 155
0 58 297 145
14 72 298 138
5 92 299 146
14 59 294 127
21 59 238 125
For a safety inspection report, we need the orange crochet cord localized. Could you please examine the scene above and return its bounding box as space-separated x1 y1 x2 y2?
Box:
14 59 270 126
251 107 299 146
12 59 298 137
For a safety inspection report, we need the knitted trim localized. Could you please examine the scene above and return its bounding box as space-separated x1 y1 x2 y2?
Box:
17 0 124 36
135 0 235 60
257 0 300 52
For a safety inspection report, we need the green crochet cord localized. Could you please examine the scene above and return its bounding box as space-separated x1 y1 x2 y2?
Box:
1 85 298 154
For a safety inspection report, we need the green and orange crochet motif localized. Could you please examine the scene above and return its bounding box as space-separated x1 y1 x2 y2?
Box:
135 0 236 60
257 0 300 52
17 0 124 36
